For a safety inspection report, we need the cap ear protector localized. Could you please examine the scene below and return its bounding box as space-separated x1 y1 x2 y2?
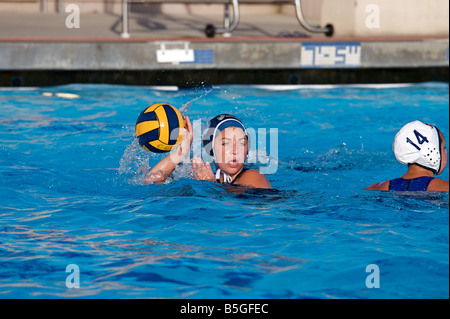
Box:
203 114 249 159
393 120 442 174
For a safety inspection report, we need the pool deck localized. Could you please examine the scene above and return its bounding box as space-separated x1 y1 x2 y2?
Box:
0 12 448 87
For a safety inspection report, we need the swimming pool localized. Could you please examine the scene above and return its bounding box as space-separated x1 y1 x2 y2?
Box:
0 82 448 299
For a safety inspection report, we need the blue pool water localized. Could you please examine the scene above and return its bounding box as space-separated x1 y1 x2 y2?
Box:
0 82 448 299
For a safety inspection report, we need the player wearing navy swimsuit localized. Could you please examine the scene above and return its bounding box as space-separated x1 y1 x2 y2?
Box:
366 120 448 192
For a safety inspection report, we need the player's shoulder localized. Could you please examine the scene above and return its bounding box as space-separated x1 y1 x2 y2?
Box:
427 178 449 191
237 169 272 189
365 180 390 191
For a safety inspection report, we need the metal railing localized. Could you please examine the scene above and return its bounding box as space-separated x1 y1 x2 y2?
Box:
120 0 333 38
41 0 65 13
294 0 333 36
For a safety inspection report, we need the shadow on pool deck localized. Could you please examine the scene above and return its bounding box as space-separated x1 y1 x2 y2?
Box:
0 11 315 39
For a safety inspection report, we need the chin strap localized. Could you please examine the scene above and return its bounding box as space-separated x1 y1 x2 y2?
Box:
215 169 233 184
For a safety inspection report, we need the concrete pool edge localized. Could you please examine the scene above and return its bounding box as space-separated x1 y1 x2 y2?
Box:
0 36 448 86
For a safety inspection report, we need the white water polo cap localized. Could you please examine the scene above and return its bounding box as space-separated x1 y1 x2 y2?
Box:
393 120 442 173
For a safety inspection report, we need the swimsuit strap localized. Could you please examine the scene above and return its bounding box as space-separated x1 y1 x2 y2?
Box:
230 168 248 185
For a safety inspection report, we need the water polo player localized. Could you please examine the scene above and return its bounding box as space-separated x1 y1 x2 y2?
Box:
365 120 449 191
144 114 272 189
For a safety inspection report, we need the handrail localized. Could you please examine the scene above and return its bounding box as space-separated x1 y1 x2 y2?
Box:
205 0 240 38
294 0 333 36
41 0 46 13
120 0 333 38
41 0 65 14
122 0 130 38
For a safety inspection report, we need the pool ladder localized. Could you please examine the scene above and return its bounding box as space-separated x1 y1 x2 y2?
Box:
120 0 334 38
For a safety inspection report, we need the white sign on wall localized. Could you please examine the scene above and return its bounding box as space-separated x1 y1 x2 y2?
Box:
301 42 361 68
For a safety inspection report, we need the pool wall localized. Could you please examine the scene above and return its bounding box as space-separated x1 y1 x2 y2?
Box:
1 37 448 86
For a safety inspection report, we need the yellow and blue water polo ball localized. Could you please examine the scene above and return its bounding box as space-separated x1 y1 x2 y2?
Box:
135 103 185 153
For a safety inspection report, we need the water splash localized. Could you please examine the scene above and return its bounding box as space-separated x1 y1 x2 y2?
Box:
171 161 193 181
179 86 215 114
117 87 215 185
118 138 150 184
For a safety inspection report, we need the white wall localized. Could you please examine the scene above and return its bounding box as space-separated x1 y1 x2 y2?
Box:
321 0 449 36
